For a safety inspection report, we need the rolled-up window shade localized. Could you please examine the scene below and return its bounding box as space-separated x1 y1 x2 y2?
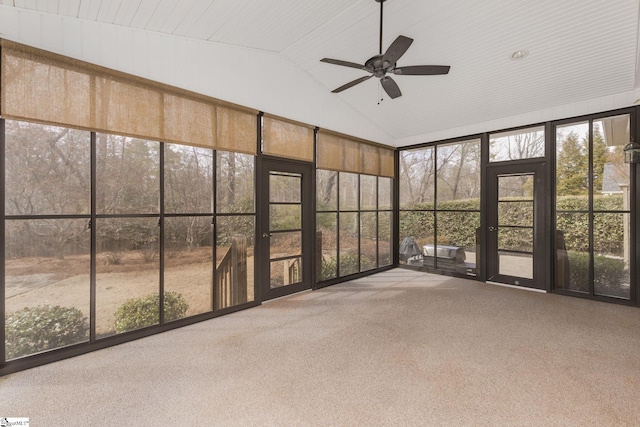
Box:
379 147 395 178
1 41 92 128
262 116 314 162
0 40 257 154
217 106 257 155
163 93 216 149
317 130 395 178
94 75 164 140
360 143 380 176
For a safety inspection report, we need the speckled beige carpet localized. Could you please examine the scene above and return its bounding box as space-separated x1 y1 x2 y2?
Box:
2 269 639 426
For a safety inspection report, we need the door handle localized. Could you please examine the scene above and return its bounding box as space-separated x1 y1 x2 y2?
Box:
262 233 272 238
488 226 496 232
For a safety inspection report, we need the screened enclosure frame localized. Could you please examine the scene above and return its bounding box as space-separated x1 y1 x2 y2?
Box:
397 106 639 308
0 118 259 374
3 37 639 378
0 40 396 375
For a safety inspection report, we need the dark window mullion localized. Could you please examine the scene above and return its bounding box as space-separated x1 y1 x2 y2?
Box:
588 119 595 296
434 145 439 269
212 148 217 312
1 119 6 363
159 143 165 325
90 131 97 343
376 176 380 268
336 172 341 277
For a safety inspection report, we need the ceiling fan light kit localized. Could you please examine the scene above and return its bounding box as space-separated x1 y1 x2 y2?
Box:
321 0 450 99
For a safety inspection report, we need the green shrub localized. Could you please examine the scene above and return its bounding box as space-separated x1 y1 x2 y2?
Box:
400 195 625 256
5 305 89 360
565 251 628 297
339 252 360 276
321 257 337 280
114 292 189 333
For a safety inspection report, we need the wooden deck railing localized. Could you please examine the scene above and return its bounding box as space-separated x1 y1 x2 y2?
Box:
215 235 247 310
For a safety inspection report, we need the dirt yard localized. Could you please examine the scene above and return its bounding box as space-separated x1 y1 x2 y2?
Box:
5 247 255 336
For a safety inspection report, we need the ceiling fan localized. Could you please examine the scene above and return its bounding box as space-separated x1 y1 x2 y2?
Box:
321 0 450 99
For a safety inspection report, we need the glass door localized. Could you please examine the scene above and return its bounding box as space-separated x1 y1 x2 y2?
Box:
486 161 547 290
259 158 313 300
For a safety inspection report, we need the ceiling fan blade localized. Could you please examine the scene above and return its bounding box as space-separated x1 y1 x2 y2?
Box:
321 58 369 71
380 76 402 99
332 75 373 93
382 35 413 65
393 65 451 75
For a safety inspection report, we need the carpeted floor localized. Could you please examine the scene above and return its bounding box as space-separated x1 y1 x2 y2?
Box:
2 268 639 426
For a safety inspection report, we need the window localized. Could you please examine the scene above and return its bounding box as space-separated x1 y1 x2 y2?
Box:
399 139 480 276
4 121 91 359
555 114 631 299
490 126 545 162
317 170 393 281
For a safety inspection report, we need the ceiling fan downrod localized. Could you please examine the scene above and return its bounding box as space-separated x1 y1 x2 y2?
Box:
377 0 386 55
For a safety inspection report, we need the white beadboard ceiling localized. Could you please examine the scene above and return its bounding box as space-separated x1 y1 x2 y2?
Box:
0 0 639 147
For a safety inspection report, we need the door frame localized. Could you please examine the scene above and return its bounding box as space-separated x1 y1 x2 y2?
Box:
257 157 315 301
485 159 548 290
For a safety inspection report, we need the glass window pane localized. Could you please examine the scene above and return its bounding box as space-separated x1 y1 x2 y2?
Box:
317 213 337 281
556 122 589 210
594 213 630 299
270 172 301 203
489 126 545 162
96 218 160 337
498 201 533 227
498 227 533 253
436 139 481 209
399 211 434 268
339 212 359 276
594 115 630 202
5 121 90 216
555 213 589 293
270 231 302 260
436 211 479 275
164 216 213 317
378 177 392 210
216 151 255 214
317 169 338 211
270 204 301 230
399 148 434 209
164 145 213 214
498 174 534 200
5 219 90 360
96 134 160 214
360 212 377 271
378 211 392 267
339 173 358 211
215 216 254 308
270 258 302 288
499 252 533 279
360 175 377 210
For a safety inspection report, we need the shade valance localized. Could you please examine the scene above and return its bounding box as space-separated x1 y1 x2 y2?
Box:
0 39 257 154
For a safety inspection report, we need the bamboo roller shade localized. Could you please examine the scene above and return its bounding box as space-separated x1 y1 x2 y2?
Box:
0 40 395 176
0 39 257 155
317 130 395 178
262 115 314 162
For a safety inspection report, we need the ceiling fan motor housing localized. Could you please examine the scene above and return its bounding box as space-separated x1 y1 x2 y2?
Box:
366 55 392 78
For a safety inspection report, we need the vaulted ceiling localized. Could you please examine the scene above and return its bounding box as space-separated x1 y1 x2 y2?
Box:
0 0 639 147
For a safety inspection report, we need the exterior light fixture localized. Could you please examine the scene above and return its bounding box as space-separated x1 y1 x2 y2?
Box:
623 138 640 164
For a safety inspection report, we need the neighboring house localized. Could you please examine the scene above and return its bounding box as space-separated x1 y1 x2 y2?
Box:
601 163 627 195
